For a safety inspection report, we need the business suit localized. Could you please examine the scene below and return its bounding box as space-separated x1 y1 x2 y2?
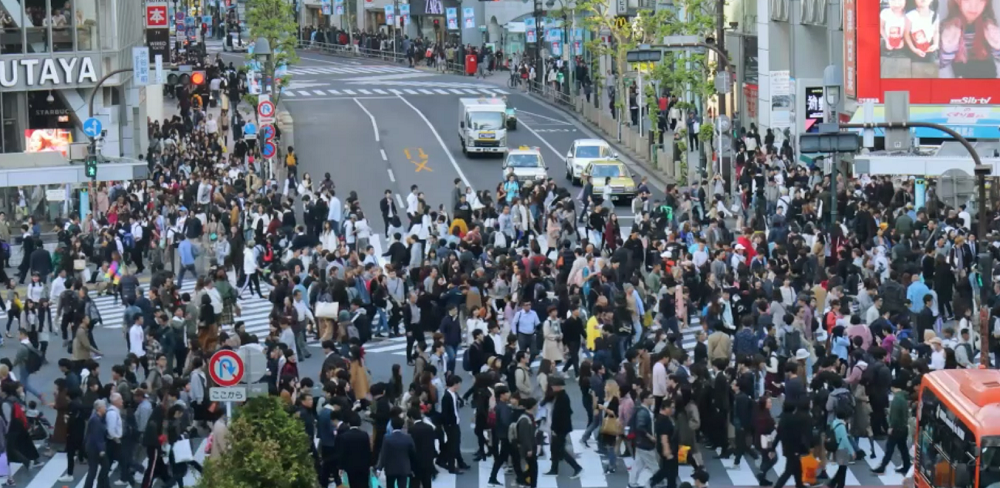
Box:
337 426 372 488
379 430 416 488
440 390 468 472
409 420 437 488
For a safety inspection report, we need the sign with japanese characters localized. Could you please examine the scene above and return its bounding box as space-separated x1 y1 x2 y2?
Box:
805 86 824 122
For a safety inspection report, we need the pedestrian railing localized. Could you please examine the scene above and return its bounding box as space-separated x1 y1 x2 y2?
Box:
296 40 407 64
527 79 574 108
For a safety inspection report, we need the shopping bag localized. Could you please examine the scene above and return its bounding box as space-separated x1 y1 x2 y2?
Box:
800 454 819 484
678 445 691 464
74 259 86 270
172 439 195 463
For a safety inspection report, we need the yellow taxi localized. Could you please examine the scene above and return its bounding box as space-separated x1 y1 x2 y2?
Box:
581 159 637 203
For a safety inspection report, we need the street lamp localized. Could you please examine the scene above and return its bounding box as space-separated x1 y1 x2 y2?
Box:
822 64 842 229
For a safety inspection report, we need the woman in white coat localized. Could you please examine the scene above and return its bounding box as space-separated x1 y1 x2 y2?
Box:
240 241 263 299
319 221 338 251
541 306 564 363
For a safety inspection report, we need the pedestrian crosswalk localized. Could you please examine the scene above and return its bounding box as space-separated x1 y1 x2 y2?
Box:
282 87 508 98
286 65 423 76
85 277 316 348
8 430 915 488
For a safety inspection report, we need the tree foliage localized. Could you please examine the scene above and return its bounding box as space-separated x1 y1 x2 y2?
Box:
195 396 315 488
244 0 300 106
576 0 717 127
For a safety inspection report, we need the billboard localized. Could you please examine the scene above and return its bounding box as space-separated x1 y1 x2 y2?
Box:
857 0 1000 104
24 129 72 157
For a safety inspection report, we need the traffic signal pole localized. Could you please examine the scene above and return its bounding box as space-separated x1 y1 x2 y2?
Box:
85 67 134 221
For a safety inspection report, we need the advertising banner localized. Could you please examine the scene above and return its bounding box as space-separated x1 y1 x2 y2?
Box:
770 70 791 130
446 7 458 30
321 0 331 15
24 129 72 157
462 7 474 29
384 5 394 25
334 0 344 15
399 4 410 25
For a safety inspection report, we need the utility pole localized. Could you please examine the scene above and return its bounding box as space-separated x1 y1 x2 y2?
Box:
715 0 726 117
534 0 543 84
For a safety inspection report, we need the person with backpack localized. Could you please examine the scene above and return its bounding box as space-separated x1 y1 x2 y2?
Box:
512 397 539 488
11 328 45 404
544 376 583 478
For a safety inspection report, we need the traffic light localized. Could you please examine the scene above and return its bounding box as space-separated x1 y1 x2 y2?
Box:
190 71 206 85
85 155 98 179
165 70 206 87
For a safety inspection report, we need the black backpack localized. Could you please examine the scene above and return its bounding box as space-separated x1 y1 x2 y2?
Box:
25 346 42 374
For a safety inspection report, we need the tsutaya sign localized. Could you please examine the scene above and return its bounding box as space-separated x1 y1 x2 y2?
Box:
0 55 101 91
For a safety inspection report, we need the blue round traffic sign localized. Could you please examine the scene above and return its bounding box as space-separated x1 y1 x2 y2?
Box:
83 118 103 138
243 122 257 136
261 125 275 141
262 142 276 158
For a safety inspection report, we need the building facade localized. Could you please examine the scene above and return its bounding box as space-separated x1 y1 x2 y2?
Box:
0 0 148 162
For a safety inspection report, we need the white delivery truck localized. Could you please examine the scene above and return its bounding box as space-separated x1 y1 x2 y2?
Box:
458 98 508 155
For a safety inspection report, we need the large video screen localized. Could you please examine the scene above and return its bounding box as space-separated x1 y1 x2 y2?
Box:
880 0 1000 79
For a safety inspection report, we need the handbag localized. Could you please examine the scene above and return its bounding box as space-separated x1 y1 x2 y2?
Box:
599 415 621 436
316 302 339 319
74 259 86 270
172 438 195 463
800 454 820 484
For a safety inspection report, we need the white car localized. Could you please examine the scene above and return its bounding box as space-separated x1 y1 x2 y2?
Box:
503 146 547 184
565 139 615 185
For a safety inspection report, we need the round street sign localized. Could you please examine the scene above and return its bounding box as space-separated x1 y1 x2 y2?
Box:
261 124 276 141
257 100 275 119
209 350 244 387
261 141 277 159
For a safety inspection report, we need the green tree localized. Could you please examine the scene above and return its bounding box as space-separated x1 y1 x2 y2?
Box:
244 0 300 107
195 396 315 488
647 0 717 126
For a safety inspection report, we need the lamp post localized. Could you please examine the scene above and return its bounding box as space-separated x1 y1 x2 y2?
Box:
254 36 273 100
823 64 842 229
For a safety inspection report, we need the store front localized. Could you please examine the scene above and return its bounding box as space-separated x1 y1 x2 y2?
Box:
406 0 459 44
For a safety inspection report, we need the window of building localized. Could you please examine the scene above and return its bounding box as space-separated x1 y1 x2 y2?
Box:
75 0 94 50
0 2 24 54
23 0 50 53
917 389 976 488
51 0 73 51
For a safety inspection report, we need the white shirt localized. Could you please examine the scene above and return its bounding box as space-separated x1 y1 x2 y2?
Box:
128 323 145 357
930 348 946 370
652 361 668 396
406 192 419 215
131 221 144 241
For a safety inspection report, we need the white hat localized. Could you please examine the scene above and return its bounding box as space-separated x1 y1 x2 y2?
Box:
735 243 746 251
814 329 828 343
795 348 810 360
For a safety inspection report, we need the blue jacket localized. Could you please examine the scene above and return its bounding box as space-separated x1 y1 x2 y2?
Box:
85 412 107 453
317 407 337 447
440 314 461 347
178 239 197 266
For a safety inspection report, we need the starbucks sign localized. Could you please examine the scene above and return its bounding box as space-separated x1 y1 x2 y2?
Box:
0 55 101 90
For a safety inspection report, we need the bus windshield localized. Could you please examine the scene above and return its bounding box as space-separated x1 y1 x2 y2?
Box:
981 444 1000 488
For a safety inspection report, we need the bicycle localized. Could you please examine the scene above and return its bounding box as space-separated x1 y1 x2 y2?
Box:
508 72 520 89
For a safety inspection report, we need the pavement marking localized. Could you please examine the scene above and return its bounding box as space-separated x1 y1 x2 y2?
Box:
312 90 326 95
283 91 296 97
418 89 434 94
374 89 388 94
404 89 418 94
298 90 312 97
283 96 395 102
448 89 465 94
343 89 357 95
380 149 388 161
354 98 380 142
434 89 450 94
398 95 474 190
387 169 395 182
358 89 372 94
464 89 481 95
520 119 567 162
328 89 341 95
517 109 571 124
390 89 403 95
395 193 405 209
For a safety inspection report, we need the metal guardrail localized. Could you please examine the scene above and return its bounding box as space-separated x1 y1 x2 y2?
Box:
296 40 408 64
526 79 574 108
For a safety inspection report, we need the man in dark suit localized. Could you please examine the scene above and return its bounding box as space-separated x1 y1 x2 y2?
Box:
545 376 583 477
407 408 437 488
377 416 416 488
380 190 399 237
440 375 470 473
336 416 372 488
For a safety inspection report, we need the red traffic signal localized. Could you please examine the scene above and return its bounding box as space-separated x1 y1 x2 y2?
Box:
190 71 206 85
